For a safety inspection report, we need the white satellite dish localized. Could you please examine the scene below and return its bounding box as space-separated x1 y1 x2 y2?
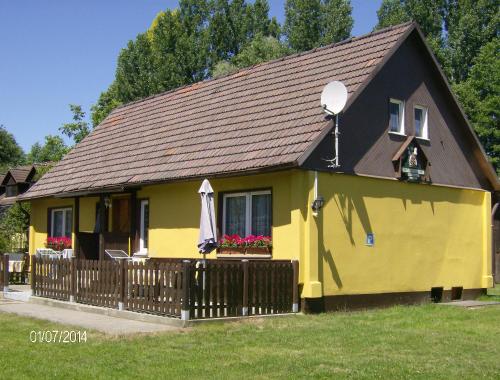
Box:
320 81 348 115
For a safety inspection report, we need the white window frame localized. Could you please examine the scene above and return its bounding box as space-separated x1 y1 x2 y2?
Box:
388 98 405 135
50 208 72 238
139 200 149 253
414 105 429 140
222 190 271 236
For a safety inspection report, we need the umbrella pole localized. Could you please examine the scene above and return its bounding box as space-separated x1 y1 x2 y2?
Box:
202 253 206 293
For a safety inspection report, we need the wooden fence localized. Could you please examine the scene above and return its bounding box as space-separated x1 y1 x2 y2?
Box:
187 260 297 319
0 254 8 290
31 257 299 320
75 260 121 308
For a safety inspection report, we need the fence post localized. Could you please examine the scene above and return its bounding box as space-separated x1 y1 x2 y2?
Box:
181 260 191 321
31 255 36 295
118 259 126 311
292 260 299 313
70 257 76 303
242 259 249 316
3 254 9 293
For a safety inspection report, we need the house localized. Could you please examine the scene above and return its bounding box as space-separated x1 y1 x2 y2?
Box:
0 164 43 252
21 22 499 311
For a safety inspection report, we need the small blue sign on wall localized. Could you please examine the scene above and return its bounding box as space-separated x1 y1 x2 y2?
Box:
366 233 375 247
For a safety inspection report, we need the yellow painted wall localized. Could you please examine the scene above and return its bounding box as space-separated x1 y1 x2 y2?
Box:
29 198 75 255
306 172 493 298
137 170 304 260
28 169 492 298
80 197 98 233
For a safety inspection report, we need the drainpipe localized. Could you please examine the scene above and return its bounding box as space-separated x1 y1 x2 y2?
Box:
302 171 322 299
492 202 499 283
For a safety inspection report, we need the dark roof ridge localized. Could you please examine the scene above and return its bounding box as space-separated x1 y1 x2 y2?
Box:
109 21 415 114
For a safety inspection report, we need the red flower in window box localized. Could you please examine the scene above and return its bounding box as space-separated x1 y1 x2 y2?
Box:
45 237 72 251
218 234 272 256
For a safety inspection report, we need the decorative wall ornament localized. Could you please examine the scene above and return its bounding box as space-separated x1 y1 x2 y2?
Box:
392 136 431 183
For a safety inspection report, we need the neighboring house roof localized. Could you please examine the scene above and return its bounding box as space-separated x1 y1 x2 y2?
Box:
4 165 34 184
22 22 498 200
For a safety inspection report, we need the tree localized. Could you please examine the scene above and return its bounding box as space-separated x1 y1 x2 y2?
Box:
115 33 157 103
91 82 122 127
375 0 448 73
454 38 500 173
251 0 273 37
212 60 239 78
148 10 187 94
212 35 291 78
178 0 211 82
0 125 24 173
320 0 353 45
284 0 322 51
376 0 410 29
26 135 69 164
284 0 354 51
0 203 30 253
233 35 291 68
59 104 91 144
445 0 499 82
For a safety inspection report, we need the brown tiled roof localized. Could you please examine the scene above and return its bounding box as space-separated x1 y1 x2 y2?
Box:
8 166 33 183
1 165 37 186
23 22 414 199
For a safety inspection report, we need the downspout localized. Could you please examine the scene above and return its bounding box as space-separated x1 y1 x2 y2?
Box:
492 201 499 283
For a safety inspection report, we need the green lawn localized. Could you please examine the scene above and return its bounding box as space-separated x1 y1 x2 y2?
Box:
1 303 499 380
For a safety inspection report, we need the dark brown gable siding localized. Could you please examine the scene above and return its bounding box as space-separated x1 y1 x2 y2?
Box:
303 31 492 190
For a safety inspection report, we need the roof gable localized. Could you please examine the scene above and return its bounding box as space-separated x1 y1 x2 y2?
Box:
24 23 415 199
302 26 499 191
1 165 36 186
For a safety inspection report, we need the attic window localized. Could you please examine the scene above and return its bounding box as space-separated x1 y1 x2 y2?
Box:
389 99 405 135
5 185 17 198
414 105 428 139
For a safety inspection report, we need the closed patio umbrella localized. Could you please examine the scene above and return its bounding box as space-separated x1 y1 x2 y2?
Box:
197 179 217 256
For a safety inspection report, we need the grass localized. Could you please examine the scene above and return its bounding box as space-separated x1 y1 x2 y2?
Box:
1 303 499 379
479 284 500 302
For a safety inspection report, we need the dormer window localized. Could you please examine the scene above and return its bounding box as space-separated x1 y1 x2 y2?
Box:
414 105 428 139
5 185 18 198
389 99 405 135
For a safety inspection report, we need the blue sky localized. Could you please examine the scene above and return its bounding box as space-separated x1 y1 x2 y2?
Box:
0 0 381 152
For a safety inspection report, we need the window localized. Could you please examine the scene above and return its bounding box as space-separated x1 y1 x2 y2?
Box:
139 200 149 252
223 190 271 237
5 185 17 198
389 99 405 134
414 105 428 139
50 208 72 238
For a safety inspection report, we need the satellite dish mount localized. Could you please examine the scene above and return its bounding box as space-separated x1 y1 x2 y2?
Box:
320 81 348 168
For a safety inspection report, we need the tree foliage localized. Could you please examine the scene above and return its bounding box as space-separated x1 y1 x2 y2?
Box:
320 0 354 45
284 0 322 51
26 135 69 164
0 203 30 253
454 38 500 172
445 0 499 82
59 104 91 144
91 82 122 127
0 125 24 173
213 34 291 78
284 0 353 51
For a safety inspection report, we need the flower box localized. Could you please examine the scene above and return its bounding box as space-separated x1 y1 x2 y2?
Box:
217 247 246 256
45 237 72 251
245 247 272 255
217 234 272 259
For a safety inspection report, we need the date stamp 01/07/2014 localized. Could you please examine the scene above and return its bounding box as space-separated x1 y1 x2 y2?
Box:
29 330 88 343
